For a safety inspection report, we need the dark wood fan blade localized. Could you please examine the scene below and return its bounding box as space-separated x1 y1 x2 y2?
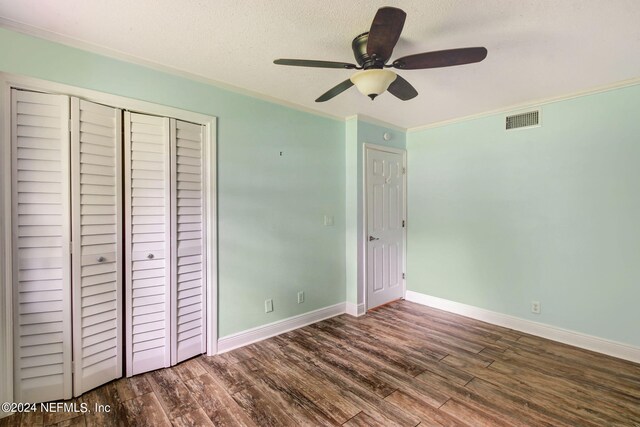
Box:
392 47 487 70
366 7 406 62
387 75 418 101
274 59 358 69
316 79 354 102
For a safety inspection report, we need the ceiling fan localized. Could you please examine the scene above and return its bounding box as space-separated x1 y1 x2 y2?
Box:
274 6 487 102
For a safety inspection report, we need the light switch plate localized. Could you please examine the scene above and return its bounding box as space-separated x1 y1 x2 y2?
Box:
324 215 334 226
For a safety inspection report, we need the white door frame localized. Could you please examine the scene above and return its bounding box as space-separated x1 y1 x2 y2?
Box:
0 73 218 408
362 143 407 311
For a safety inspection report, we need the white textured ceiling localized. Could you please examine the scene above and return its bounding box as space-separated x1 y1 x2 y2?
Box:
1 0 639 128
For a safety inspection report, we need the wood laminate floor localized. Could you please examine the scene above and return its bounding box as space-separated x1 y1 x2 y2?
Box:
2 300 639 426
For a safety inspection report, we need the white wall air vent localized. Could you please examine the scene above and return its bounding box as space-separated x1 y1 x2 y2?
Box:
505 110 540 130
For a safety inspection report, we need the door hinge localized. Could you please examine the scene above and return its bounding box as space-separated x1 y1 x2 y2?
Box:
71 361 75 373
402 220 405 228
402 167 406 174
69 119 72 133
402 273 406 279
69 241 73 254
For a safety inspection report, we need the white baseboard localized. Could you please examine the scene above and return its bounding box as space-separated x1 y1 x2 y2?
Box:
405 291 640 364
345 302 366 317
217 302 346 354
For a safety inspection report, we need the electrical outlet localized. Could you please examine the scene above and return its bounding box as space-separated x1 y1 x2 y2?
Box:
297 291 304 304
531 300 541 314
265 299 273 313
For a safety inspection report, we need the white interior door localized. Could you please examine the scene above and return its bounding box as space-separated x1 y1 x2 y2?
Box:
170 119 206 364
71 98 123 395
124 112 171 376
366 146 406 309
11 89 73 402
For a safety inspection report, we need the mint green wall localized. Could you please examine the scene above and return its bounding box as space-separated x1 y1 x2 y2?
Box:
344 118 406 307
0 28 346 337
407 84 640 347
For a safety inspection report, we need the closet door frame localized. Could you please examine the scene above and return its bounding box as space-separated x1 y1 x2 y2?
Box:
0 73 218 408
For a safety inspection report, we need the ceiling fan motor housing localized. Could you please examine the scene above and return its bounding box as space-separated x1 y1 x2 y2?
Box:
352 33 385 69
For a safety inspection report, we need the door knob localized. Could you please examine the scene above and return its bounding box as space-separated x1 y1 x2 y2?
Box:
97 256 106 263
147 253 155 259
369 236 379 241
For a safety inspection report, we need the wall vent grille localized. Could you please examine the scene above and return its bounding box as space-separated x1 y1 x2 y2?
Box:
506 110 540 130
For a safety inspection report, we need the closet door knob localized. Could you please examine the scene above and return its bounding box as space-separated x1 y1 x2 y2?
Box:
97 256 106 263
147 253 155 259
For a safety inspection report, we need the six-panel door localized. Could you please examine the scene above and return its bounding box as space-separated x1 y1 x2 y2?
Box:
366 147 405 309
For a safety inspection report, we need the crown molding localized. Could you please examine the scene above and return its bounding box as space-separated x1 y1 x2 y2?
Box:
407 76 640 133
0 18 344 123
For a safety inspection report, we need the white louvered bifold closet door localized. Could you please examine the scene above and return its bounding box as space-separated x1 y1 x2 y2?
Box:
124 112 171 376
70 98 123 396
170 119 206 364
11 89 72 402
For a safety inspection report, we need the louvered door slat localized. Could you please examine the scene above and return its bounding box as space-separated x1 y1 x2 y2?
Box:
11 89 72 403
125 112 171 376
170 119 206 364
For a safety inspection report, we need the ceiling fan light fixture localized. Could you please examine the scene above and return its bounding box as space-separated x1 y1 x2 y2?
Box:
274 7 487 102
350 69 397 100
